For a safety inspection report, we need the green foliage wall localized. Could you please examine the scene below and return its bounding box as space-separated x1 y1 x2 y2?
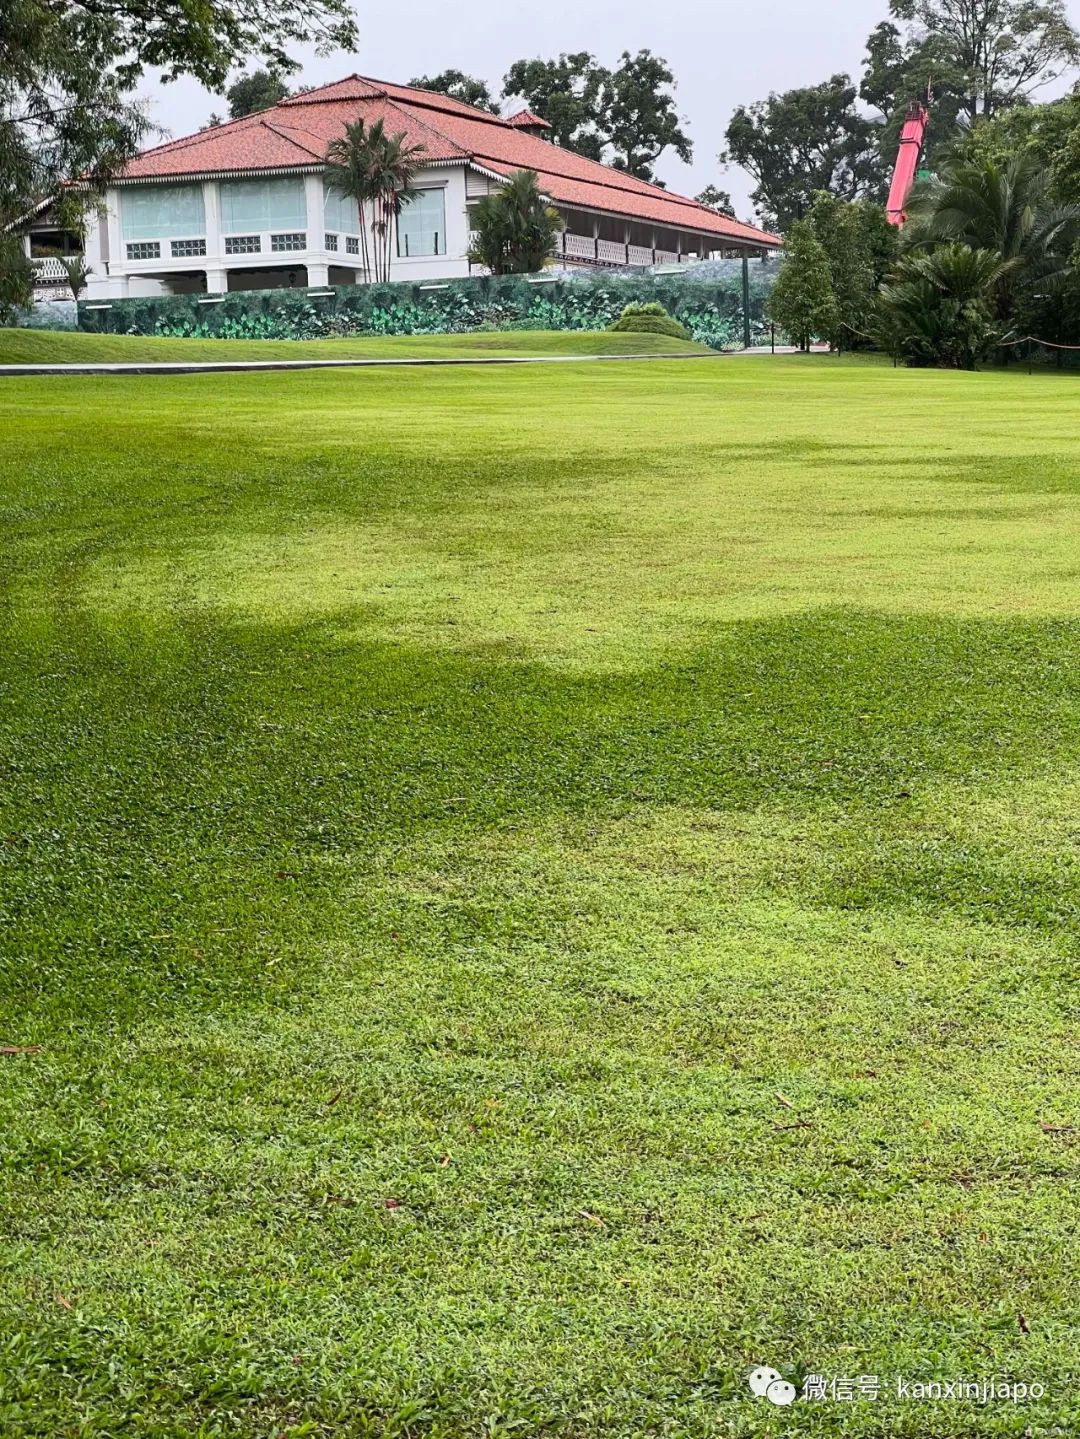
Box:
76 263 780 350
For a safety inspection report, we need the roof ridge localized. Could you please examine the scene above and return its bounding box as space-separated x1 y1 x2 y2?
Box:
261 117 327 160
126 109 266 162
373 94 472 159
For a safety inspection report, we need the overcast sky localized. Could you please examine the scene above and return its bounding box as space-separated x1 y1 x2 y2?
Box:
142 0 1080 216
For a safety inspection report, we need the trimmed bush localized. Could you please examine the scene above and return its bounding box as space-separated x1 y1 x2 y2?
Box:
608 312 692 340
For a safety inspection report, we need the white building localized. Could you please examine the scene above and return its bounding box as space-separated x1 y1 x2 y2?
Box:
18 75 778 301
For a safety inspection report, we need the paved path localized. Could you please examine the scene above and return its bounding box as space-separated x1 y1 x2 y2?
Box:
0 347 809 378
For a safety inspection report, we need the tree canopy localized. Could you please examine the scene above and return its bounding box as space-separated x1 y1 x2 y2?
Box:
502 49 691 182
723 75 883 229
408 70 499 114
225 70 290 119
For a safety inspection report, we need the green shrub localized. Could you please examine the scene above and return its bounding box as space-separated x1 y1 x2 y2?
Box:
608 311 692 341
617 301 669 318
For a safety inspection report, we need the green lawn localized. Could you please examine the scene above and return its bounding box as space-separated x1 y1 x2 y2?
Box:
0 326 709 365
0 354 1077 1438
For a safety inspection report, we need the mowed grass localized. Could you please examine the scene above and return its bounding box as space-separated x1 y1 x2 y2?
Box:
0 354 1078 1438
0 326 709 365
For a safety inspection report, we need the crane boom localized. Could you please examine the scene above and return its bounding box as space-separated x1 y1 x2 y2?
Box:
886 101 929 226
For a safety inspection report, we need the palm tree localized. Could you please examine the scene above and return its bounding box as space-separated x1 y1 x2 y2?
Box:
59 255 92 301
367 125 426 284
324 119 426 284
904 154 1080 321
875 244 1007 369
468 170 560 275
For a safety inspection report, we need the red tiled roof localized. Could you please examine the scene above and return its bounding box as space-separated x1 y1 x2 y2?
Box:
120 76 779 247
507 109 552 131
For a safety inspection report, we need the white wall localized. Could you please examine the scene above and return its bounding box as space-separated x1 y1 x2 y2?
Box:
83 164 477 297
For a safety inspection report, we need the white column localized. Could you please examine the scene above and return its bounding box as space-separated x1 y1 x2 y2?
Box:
205 267 227 293
303 174 329 288
202 180 223 268
105 190 124 277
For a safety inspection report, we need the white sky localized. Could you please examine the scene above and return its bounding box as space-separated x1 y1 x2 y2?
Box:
140 0 1080 216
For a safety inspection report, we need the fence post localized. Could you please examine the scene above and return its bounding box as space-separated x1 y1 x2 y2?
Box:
741 253 751 350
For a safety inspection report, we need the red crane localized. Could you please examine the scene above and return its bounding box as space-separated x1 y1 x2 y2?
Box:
886 100 930 226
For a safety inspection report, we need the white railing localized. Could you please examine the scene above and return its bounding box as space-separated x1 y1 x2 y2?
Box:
597 237 626 264
563 232 597 261
654 249 678 265
31 255 69 283
627 244 654 268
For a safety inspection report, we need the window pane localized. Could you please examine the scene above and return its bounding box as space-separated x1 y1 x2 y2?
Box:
121 185 205 240
323 185 359 236
220 178 307 234
397 188 445 257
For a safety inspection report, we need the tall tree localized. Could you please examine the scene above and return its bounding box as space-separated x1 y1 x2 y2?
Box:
767 218 840 350
860 22 965 168
887 0 1079 124
723 75 884 229
409 70 499 114
603 49 692 181
502 53 608 160
804 192 895 344
323 119 426 284
696 185 735 215
502 50 692 181
226 70 289 118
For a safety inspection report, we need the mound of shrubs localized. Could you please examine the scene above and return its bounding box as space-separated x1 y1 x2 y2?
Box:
607 301 692 341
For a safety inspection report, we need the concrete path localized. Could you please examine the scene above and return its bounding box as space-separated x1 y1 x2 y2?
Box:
0 347 808 378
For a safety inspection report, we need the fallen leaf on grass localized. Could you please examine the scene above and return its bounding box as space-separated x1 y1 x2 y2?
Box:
775 1119 814 1132
1 1046 41 1057
438 1154 452 1167
326 1090 343 1107
1018 1312 1030 1334
1039 1122 1073 1134
381 1199 403 1210
774 1092 794 1108
578 1210 607 1227
54 1293 72 1310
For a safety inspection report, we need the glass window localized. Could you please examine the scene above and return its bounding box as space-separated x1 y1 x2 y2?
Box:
121 185 205 241
324 185 359 236
220 178 306 234
397 188 445 258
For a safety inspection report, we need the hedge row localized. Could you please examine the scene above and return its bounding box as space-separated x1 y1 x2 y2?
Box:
77 263 781 350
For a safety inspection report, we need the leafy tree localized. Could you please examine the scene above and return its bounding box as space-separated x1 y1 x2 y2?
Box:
860 22 965 169
603 50 692 181
947 88 1080 205
804 192 885 345
722 75 884 229
467 169 560 275
225 70 289 119
502 53 608 160
696 185 734 215
906 153 1080 318
502 49 691 180
886 0 1079 124
409 70 499 114
1 0 358 308
875 243 1004 365
323 119 427 284
767 218 840 350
